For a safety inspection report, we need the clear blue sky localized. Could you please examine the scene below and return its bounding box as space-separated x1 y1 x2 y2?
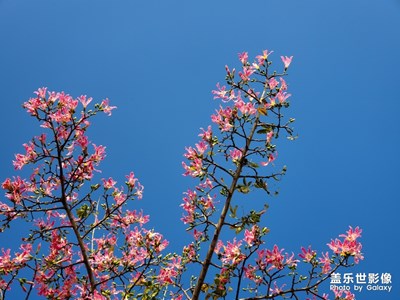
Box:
1 1 399 299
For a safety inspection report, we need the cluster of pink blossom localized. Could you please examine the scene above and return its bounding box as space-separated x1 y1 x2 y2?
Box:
229 148 243 163
0 50 363 300
333 290 356 300
180 178 215 225
158 257 183 285
234 94 257 116
2 176 31 205
211 105 236 132
182 140 209 178
178 50 362 300
1 90 169 299
328 226 363 263
239 226 362 299
0 244 32 289
215 238 246 266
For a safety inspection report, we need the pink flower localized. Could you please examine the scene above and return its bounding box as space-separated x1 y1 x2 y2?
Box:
235 97 257 115
246 88 259 101
198 194 215 210
285 252 299 268
333 290 355 300
135 182 144 199
58 92 78 110
327 239 342 254
230 148 243 163
47 91 59 104
76 135 88 149
266 245 285 270
225 65 235 77
126 172 138 188
218 239 245 265
144 229 168 252
343 291 355 300
261 153 277 166
256 246 286 272
211 106 234 132
119 210 149 226
113 188 127 205
327 227 363 263
198 126 212 141
184 141 207 161
2 176 29 204
270 281 286 296
276 91 291 104
78 95 93 108
102 177 117 189
266 96 276 108
319 252 331 274
180 189 197 224
221 120 233 132
299 246 316 262
212 83 229 101
0 248 14 273
34 87 47 99
101 98 117 116
91 144 106 162
158 267 176 285
158 257 182 285
198 177 213 189
280 77 288 90
256 49 273 65
238 51 248 64
13 243 32 265
239 66 255 82
12 140 37 170
1 178 13 191
244 225 258 246
183 243 196 261
49 106 72 123
182 159 204 178
23 89 51 115
266 131 274 144
244 265 262 285
13 153 29 170
38 133 47 144
193 229 203 240
268 77 279 89
340 226 362 242
281 55 293 69
196 141 208 155
252 62 260 70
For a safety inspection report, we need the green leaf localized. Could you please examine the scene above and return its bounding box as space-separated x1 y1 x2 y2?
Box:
256 129 268 134
220 187 229 196
76 204 90 219
248 161 259 168
235 226 243 234
236 185 250 194
91 183 100 190
254 178 266 189
229 205 238 218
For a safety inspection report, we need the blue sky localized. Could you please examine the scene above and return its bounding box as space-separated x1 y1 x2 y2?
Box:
1 0 399 299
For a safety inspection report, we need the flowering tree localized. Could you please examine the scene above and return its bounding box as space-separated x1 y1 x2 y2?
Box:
0 51 363 300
